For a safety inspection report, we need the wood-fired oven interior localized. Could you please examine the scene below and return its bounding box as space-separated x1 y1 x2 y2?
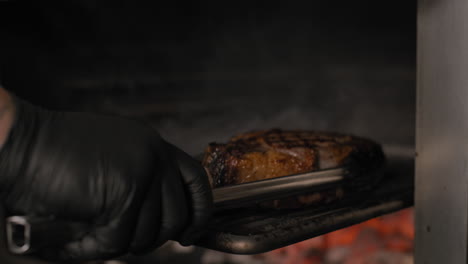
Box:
0 1 416 263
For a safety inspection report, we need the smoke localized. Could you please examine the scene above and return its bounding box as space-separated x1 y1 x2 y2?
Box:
155 106 331 155
146 15 415 155
41 3 415 157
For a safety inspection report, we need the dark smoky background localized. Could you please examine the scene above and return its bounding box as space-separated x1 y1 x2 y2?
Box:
0 1 415 264
0 1 415 156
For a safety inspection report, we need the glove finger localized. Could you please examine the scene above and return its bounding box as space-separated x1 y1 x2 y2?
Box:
0 204 89 263
167 143 213 246
150 155 188 248
44 200 141 261
129 175 162 254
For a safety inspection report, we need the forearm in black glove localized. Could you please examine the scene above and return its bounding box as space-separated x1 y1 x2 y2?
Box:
0 97 213 262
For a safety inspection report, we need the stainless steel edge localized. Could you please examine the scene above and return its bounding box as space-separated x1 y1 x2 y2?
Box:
212 168 346 207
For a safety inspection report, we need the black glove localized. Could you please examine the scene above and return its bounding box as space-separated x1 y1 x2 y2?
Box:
0 97 213 262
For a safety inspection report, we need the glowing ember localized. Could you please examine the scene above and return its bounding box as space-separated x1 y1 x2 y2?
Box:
258 208 414 264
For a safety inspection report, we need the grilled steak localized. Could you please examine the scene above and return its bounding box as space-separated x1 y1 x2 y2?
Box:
203 129 385 208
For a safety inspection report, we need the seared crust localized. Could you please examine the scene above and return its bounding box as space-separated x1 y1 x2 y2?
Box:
203 129 385 188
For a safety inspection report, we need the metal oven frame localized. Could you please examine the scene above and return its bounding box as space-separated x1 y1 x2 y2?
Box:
415 0 468 262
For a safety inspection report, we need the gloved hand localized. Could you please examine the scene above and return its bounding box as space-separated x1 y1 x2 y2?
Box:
0 97 213 262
